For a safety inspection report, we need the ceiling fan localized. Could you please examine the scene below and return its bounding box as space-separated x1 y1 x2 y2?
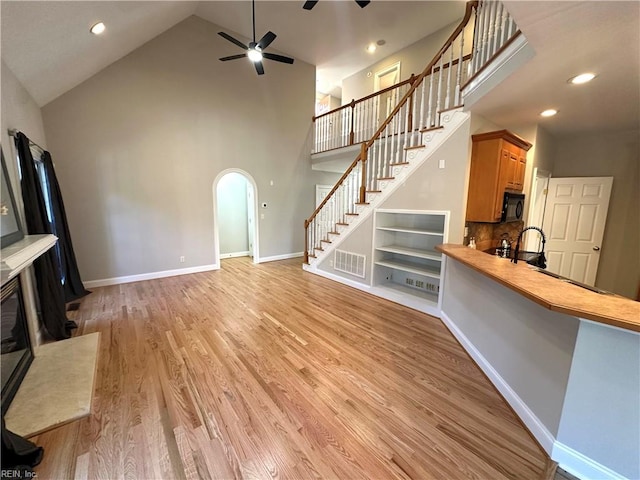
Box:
218 0 294 75
303 0 370 10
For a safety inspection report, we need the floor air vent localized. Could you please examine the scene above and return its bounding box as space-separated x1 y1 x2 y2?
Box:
334 250 366 278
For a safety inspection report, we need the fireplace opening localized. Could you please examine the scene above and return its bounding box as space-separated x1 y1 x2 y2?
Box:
1 276 34 416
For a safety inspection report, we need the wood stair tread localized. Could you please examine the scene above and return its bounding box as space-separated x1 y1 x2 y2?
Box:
420 125 444 133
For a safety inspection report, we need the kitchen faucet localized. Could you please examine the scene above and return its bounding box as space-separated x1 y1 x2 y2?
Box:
512 226 547 269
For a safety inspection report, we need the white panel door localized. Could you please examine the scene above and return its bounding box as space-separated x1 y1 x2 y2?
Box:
542 176 613 285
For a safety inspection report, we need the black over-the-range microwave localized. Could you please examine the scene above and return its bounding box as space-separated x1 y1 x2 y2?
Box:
501 192 525 222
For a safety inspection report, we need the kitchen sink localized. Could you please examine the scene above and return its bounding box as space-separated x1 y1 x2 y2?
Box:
532 268 613 295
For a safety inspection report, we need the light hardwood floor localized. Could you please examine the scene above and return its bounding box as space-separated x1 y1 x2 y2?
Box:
32 257 554 479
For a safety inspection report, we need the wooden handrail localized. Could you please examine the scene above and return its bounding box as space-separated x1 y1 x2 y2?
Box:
307 151 363 222
313 74 417 122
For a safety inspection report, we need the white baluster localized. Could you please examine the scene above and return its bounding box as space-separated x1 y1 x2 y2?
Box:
470 2 481 76
445 45 454 110
426 68 435 128
435 55 444 126
455 27 465 105
492 3 503 57
419 75 427 130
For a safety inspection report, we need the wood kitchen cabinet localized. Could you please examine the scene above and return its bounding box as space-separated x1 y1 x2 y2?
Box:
466 130 532 222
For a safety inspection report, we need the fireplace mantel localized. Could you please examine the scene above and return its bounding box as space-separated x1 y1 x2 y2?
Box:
1 234 57 286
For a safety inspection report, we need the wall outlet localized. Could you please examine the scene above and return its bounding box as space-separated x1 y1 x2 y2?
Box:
180 256 185 263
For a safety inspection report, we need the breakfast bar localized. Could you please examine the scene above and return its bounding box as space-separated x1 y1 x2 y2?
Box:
436 244 639 480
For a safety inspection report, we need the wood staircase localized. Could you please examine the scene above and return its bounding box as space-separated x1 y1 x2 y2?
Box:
304 0 521 267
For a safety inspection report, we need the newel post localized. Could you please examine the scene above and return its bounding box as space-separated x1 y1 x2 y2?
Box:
349 99 356 146
359 143 368 204
304 219 309 264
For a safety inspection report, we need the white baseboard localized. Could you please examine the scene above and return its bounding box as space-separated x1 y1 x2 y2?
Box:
439 310 556 455
84 264 219 288
220 251 250 259
258 252 303 263
304 265 440 317
552 442 628 480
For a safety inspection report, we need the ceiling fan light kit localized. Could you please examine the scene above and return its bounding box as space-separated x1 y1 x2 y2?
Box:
218 0 294 75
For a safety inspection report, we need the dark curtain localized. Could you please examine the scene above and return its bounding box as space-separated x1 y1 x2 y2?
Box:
1 417 43 474
14 133 77 340
40 151 90 302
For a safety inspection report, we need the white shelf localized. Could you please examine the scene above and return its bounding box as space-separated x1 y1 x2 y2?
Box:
377 281 439 302
376 245 441 261
376 226 444 236
375 259 441 279
373 210 447 314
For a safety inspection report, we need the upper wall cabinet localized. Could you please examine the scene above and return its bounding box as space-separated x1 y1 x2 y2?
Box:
466 130 532 223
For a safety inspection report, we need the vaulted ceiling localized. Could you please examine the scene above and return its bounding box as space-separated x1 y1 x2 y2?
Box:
2 1 639 136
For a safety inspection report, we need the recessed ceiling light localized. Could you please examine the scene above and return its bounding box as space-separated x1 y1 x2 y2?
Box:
540 109 558 117
366 43 377 53
90 22 106 35
568 72 596 84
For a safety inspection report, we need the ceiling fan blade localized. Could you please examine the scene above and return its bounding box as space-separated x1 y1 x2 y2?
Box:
254 61 265 75
303 1 319 10
257 31 277 50
218 32 248 50
219 54 247 62
263 52 294 64
355 0 370 7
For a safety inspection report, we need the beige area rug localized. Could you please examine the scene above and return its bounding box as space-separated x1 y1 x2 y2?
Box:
5 332 100 438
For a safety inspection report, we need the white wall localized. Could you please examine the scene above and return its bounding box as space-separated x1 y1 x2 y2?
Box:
441 259 579 439
341 20 462 104
550 130 639 299
555 321 640 480
40 16 339 282
216 172 249 256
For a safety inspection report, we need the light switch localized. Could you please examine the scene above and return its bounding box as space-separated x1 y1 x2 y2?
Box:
438 159 445 169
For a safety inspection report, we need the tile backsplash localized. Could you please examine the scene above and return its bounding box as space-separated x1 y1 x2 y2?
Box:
466 221 524 251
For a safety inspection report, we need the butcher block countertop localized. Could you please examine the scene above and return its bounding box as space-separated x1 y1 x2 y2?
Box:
436 244 640 332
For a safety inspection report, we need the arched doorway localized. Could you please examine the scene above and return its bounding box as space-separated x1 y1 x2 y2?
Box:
213 169 259 266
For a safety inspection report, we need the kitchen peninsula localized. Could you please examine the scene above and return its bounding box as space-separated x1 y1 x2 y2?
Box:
436 244 639 480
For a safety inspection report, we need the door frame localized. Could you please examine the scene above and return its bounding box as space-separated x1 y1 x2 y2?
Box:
524 168 551 252
213 169 260 267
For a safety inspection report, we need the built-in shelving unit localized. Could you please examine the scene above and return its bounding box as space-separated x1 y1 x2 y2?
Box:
372 210 448 314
